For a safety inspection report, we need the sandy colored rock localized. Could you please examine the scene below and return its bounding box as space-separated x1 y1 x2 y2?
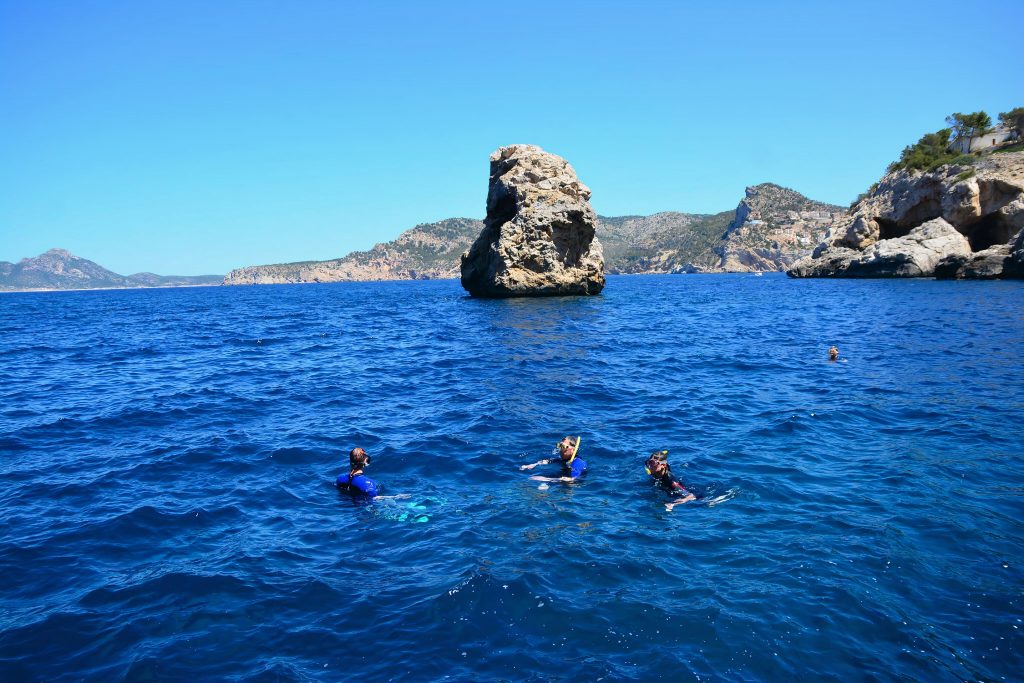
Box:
790 218 971 277
460 145 604 297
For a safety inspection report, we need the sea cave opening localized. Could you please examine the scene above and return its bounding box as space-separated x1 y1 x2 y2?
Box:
876 217 911 241
963 213 1015 252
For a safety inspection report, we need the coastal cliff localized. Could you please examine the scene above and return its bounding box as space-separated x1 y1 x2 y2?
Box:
224 218 482 284
789 151 1024 278
715 184 843 272
225 185 837 284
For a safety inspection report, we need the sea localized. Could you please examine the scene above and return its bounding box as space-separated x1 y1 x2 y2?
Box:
1 274 1022 682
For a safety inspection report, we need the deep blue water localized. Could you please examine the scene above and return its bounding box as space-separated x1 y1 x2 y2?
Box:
1 274 1023 682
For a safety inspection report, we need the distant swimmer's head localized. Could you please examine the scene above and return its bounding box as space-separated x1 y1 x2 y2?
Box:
645 450 669 476
555 436 580 462
349 447 370 470
829 346 839 361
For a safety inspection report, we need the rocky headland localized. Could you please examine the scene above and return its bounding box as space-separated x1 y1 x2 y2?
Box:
224 184 837 285
0 249 223 292
714 184 842 272
222 218 482 284
789 151 1024 278
460 144 604 297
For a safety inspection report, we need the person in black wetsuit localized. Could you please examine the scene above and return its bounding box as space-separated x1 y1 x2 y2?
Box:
646 450 695 509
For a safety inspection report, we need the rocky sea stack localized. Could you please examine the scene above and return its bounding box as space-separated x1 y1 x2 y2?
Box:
789 151 1024 278
460 145 604 297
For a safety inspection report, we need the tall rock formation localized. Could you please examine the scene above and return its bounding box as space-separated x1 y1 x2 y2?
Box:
460 145 604 297
789 151 1024 278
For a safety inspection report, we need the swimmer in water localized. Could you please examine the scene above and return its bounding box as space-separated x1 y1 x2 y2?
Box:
646 450 696 509
520 435 587 483
336 447 378 498
829 345 840 361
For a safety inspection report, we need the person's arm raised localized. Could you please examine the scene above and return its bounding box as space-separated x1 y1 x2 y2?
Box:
519 458 552 471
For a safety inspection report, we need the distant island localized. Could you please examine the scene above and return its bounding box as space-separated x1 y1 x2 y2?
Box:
224 183 843 285
0 249 222 292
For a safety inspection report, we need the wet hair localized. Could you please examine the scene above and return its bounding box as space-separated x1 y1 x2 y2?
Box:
349 448 369 470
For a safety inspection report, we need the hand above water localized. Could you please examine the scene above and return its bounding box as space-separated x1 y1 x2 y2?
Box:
519 459 550 471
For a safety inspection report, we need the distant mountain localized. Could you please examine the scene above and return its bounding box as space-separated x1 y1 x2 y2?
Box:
224 184 845 284
0 249 223 291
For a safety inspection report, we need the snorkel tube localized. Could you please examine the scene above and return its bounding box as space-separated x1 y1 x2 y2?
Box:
567 436 581 465
554 436 582 464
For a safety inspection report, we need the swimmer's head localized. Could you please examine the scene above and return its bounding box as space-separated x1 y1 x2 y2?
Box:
555 436 579 461
645 450 669 476
349 447 370 470
829 346 839 361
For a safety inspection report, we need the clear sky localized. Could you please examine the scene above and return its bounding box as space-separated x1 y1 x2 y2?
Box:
1 0 1021 275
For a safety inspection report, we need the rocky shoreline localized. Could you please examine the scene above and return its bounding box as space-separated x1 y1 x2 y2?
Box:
224 185 840 286
789 151 1024 279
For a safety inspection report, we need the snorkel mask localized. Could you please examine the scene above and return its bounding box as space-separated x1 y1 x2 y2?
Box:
645 450 669 475
553 436 581 464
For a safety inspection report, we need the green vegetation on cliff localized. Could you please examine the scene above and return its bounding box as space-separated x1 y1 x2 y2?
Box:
999 107 1024 139
598 211 734 273
888 128 973 172
887 107 1021 173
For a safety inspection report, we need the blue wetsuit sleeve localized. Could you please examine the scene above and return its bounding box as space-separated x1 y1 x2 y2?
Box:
570 458 587 479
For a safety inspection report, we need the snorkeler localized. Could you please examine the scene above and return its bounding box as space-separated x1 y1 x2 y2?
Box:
336 447 378 497
520 435 587 482
646 450 696 509
829 345 840 361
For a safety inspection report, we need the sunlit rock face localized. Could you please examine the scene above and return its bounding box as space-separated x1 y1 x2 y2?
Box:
461 144 605 298
789 151 1024 279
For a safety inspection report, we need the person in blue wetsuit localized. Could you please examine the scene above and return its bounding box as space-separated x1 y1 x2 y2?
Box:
646 450 696 509
336 447 379 498
520 435 587 483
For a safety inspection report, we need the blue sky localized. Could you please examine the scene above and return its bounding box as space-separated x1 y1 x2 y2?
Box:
1 0 1021 275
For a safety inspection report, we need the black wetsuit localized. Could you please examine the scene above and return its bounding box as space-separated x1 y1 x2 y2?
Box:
655 469 692 498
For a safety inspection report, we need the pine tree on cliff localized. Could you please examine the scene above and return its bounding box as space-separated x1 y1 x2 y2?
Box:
998 107 1024 139
946 111 992 151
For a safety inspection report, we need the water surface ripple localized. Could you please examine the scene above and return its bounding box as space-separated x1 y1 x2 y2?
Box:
1 275 1022 681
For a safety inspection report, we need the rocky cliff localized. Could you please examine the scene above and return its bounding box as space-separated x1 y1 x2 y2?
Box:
0 249 222 291
460 144 604 297
789 151 1024 278
224 218 482 284
225 185 836 284
598 211 734 273
715 184 843 272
